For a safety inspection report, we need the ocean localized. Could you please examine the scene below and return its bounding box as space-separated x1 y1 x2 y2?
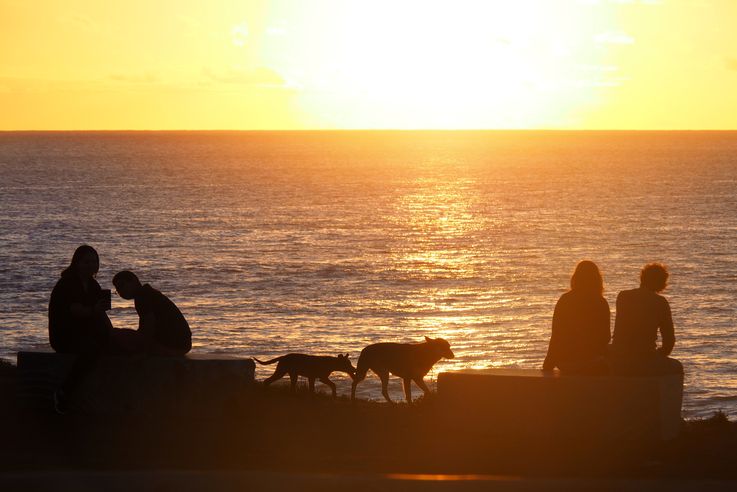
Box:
0 131 735 417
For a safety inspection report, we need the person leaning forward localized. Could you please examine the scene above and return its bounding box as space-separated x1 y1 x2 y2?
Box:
112 270 192 356
611 263 683 376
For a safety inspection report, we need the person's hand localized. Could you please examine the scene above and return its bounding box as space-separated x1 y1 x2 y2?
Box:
93 299 108 314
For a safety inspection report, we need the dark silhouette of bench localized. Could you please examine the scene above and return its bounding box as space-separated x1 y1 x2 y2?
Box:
17 352 255 415
438 368 683 441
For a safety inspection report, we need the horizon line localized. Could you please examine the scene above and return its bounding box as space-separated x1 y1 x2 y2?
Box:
3 128 737 133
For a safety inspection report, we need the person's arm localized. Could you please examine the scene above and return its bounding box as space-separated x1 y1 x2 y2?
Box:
657 298 675 356
598 298 612 350
543 298 563 371
54 277 103 318
138 311 158 350
69 300 106 318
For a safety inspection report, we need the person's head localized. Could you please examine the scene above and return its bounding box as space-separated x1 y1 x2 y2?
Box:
640 263 669 292
570 260 604 296
62 245 99 279
112 270 142 300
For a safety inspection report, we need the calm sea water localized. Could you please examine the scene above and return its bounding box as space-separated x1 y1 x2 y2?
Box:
1 131 735 417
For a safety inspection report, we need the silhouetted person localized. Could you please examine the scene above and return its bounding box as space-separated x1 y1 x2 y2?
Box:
612 263 683 376
49 245 112 352
48 245 113 413
543 260 610 375
112 271 192 356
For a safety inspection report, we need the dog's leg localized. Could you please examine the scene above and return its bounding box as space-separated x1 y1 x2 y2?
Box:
351 367 367 401
376 370 392 403
413 377 431 396
320 377 337 398
403 377 412 403
289 373 299 394
262 368 287 388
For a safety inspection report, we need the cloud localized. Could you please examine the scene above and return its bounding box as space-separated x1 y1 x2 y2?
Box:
594 31 635 45
109 71 158 83
569 64 626 89
266 26 288 37
579 0 662 4
726 58 737 71
231 23 249 47
0 76 107 93
57 14 101 34
202 67 286 87
579 64 620 73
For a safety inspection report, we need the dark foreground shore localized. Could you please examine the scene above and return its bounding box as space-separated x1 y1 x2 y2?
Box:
2 359 736 487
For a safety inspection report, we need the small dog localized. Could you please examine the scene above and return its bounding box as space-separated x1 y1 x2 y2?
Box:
351 336 455 403
254 353 356 398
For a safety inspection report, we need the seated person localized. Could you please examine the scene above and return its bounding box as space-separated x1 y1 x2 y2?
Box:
49 245 115 413
543 260 611 375
112 270 192 356
611 263 683 376
49 245 112 354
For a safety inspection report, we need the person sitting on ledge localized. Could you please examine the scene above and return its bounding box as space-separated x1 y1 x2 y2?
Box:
611 263 683 376
112 270 192 356
49 245 117 413
49 245 113 355
543 260 611 375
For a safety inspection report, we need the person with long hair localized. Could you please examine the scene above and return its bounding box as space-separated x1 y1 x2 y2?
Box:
48 245 112 353
543 260 611 374
48 245 116 413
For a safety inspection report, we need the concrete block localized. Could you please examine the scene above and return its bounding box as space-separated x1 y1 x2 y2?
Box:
17 352 255 415
437 368 683 441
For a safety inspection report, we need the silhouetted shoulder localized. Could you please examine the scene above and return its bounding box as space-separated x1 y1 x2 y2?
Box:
616 288 637 301
558 290 608 310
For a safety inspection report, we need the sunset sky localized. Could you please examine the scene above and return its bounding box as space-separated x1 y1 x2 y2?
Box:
2 0 737 130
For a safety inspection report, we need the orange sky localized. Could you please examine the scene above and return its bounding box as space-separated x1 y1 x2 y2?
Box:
2 0 737 130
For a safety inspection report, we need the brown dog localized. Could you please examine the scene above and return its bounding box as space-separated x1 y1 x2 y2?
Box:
351 336 455 403
254 353 356 398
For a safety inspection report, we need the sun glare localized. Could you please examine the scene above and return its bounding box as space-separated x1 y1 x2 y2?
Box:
264 1 609 128
3 0 736 129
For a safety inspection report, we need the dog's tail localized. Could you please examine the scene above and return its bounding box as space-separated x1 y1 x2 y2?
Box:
252 356 284 365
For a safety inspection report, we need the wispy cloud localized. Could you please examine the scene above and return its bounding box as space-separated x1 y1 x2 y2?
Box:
573 65 627 88
202 67 285 87
231 23 249 47
266 26 288 37
579 0 662 4
57 14 101 34
594 31 635 45
109 71 158 83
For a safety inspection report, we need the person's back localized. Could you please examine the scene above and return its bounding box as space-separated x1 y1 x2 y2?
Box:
546 291 610 370
113 271 192 355
612 287 672 357
134 284 192 354
543 261 610 374
611 263 681 375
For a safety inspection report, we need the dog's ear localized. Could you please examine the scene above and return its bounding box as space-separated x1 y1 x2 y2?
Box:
425 336 433 342
344 353 349 358
337 353 344 359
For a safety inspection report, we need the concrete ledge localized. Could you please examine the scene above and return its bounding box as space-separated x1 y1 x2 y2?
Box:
438 368 683 441
17 351 255 415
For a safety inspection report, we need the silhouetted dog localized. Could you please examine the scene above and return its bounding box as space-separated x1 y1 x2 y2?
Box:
254 353 356 398
351 336 455 403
